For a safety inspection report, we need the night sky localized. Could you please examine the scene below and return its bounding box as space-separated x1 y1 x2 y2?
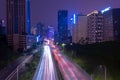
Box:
0 0 120 28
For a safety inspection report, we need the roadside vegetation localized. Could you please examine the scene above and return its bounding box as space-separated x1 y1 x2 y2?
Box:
19 50 42 80
0 41 38 70
0 37 20 70
63 41 120 80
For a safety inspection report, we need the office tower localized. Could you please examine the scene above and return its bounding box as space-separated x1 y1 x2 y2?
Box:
6 0 31 51
0 19 6 35
72 14 87 44
58 10 68 43
87 10 103 44
102 8 120 41
0 19 6 42
26 0 31 35
48 26 54 39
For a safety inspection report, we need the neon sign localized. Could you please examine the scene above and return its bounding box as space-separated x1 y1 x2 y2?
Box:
70 13 76 24
101 7 111 13
73 14 76 24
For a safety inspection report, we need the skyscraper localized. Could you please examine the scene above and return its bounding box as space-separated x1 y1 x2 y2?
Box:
26 0 31 35
72 14 87 44
0 19 6 35
87 10 103 44
102 8 120 41
58 10 68 43
6 0 31 51
48 26 54 39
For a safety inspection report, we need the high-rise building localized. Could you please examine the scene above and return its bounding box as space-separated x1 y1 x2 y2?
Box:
87 10 103 44
6 0 31 51
0 19 6 35
0 20 2 34
102 8 120 41
58 10 68 43
72 14 87 44
26 0 31 35
48 26 54 39
0 19 6 42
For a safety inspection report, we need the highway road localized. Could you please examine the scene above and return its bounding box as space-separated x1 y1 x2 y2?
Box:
34 45 58 80
52 46 91 80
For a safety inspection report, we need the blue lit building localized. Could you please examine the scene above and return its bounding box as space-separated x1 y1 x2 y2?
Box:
48 26 54 39
26 0 31 35
102 8 120 41
6 0 31 51
58 10 68 43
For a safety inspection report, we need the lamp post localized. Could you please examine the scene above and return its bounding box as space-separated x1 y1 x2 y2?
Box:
70 43 73 55
99 65 107 80
91 74 94 80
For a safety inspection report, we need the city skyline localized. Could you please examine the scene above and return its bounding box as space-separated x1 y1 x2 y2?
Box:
0 0 120 27
0 1 120 80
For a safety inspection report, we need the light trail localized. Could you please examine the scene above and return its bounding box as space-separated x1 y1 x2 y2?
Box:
52 47 91 80
35 45 58 80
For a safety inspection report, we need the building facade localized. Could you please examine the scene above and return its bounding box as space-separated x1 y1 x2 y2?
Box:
72 14 87 44
87 10 103 44
6 0 31 51
103 8 120 41
0 19 6 35
58 10 68 43
48 26 54 39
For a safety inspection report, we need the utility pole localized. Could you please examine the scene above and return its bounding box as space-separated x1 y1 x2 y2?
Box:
99 65 107 80
91 74 94 80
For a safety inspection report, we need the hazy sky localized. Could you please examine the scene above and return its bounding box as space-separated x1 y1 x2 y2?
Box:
0 0 120 28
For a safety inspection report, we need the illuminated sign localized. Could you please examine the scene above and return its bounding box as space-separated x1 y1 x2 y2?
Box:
36 35 40 42
70 13 76 24
73 14 76 24
101 7 111 13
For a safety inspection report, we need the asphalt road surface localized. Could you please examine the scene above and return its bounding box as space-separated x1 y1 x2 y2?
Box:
52 46 91 80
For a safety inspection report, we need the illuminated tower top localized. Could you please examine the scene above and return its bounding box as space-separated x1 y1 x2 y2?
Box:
101 7 111 13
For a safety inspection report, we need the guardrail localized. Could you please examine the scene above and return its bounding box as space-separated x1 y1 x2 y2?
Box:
5 55 33 80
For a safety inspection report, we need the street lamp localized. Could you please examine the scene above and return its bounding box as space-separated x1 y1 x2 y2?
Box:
70 43 74 55
90 74 94 80
99 65 107 80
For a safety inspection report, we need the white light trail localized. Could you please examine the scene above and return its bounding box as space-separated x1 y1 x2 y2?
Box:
35 45 57 80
